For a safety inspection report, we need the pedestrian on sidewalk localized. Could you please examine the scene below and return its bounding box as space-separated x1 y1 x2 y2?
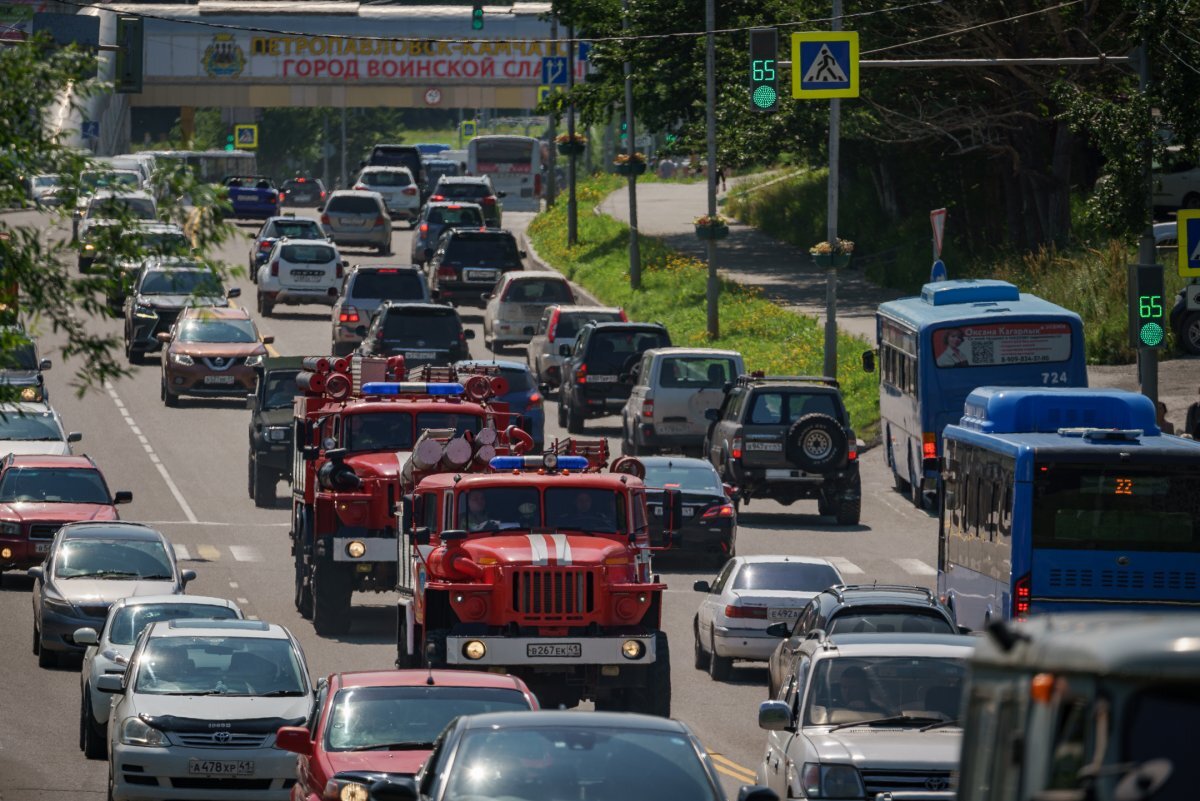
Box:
1158 401 1176 435
716 164 727 192
1185 388 1200 438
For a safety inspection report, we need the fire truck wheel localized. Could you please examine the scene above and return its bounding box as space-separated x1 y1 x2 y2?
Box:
627 631 671 717
252 462 276 508
311 558 353 636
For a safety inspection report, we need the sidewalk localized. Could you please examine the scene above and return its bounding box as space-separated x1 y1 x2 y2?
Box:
596 180 901 343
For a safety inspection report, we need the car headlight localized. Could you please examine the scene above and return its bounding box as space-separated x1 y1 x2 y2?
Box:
0 521 20 536
266 426 289 442
133 306 158 320
43 597 77 616
121 716 167 747
244 354 264 367
802 763 865 799
170 353 194 366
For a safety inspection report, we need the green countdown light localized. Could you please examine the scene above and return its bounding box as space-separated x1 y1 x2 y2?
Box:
749 28 778 113
753 83 777 109
1140 321 1165 347
471 5 484 30
1128 265 1166 349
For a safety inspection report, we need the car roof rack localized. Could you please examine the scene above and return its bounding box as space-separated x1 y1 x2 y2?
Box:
825 584 937 605
735 372 839 388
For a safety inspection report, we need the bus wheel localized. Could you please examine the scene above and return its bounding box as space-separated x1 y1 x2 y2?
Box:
907 453 924 509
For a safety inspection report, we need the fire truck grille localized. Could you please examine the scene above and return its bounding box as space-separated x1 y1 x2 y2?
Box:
511 569 596 621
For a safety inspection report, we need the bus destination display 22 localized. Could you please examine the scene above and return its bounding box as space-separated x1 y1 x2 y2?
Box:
749 28 778 112
1128 264 1166 348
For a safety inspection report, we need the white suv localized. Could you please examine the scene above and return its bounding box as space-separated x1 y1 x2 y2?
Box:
353 166 421 225
100 618 313 801
256 238 346 316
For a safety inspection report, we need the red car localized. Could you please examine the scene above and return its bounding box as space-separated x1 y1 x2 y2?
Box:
0 454 131 578
276 669 539 801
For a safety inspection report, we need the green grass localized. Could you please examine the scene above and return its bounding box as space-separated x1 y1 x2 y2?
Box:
527 175 881 435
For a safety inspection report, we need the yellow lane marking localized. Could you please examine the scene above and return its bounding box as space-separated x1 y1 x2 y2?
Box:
709 753 758 781
195 544 222 562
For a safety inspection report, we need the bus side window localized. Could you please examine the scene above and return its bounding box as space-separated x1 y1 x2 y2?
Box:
909 353 918 398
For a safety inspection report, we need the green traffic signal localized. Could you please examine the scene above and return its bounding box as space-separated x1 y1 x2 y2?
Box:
1127 264 1166 349
749 28 778 113
225 134 235 152
472 5 484 30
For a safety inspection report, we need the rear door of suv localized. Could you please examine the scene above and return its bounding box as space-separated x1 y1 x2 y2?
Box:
578 326 671 409
648 352 743 440
367 305 467 366
278 242 339 293
739 390 844 472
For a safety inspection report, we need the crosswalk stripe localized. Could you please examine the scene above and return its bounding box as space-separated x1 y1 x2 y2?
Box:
893 558 937 576
824 556 864 575
196 544 222 562
229 545 262 562
173 544 191 561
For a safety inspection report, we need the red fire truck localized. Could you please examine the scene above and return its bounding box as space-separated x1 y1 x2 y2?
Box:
393 438 683 715
291 356 526 635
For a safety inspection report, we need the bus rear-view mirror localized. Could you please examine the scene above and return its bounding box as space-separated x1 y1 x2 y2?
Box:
861 350 875 373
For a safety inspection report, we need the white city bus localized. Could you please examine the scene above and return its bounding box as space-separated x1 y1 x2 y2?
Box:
467 135 543 212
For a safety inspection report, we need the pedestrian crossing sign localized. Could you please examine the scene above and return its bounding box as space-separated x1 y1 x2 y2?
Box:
1179 210 1200 278
792 31 859 99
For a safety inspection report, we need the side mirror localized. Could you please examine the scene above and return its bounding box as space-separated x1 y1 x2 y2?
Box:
413 527 431 546
766 622 790 638
246 393 257 410
758 700 793 731
958 625 973 635
262 335 275 345
662 487 683 535
737 787 780 801
861 350 875 373
38 358 51 371
227 287 242 299
342 260 349 268
74 627 99 646
113 490 133 505
463 329 475 340
723 482 736 498
424 247 434 260
496 191 507 198
558 344 572 356
155 332 171 343
370 778 419 801
27 565 44 580
303 446 321 462
481 293 493 302
430 289 440 300
519 249 528 258
96 674 125 694
693 579 711 593
180 569 197 586
274 726 313 756
67 431 83 443
354 325 368 338
705 408 720 422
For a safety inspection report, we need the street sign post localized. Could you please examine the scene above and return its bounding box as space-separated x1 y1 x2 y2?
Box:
234 123 258 150
461 119 477 139
1178 210 1200 278
537 85 552 104
1128 264 1166 349
792 31 859 99
930 207 947 258
541 56 568 86
930 259 947 283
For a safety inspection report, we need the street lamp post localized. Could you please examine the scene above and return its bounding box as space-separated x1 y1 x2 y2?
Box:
704 0 718 338
567 23 578 247
623 0 641 289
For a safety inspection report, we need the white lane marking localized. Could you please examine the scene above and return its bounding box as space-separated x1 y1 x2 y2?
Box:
236 597 250 606
229 545 262 562
824 556 864 575
104 382 198 524
229 582 239 589
173 544 192 561
894 558 937 576
526 534 549 566
247 615 260 620
550 533 572 565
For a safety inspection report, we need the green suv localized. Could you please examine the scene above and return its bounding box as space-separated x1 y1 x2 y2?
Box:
247 356 303 507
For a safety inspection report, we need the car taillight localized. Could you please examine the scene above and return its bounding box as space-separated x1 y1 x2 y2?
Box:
547 308 560 342
437 265 456 280
430 195 445 201
335 262 343 279
702 504 735 519
482 196 496 205
320 214 331 225
731 436 743 460
339 307 359 323
354 184 368 191
528 392 542 407
534 173 542 196
1013 573 1031 620
641 399 654 418
320 190 326 199
923 432 937 460
724 604 767 619
270 261 279 277
258 241 272 249
848 440 857 461
403 187 418 196
618 308 629 322
420 223 429 234
576 363 588 384
374 216 387 227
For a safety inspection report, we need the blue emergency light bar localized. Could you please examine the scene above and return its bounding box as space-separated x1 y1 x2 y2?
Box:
361 382 464 396
490 454 590 471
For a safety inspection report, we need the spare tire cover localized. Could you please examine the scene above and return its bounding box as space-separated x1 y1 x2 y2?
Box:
785 413 847 471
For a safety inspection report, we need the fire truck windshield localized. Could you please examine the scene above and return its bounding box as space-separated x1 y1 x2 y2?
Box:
344 411 484 453
459 487 624 535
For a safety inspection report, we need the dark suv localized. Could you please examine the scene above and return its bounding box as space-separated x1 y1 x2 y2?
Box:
430 176 504 227
361 144 424 195
247 356 303 508
764 584 958 697
427 228 525 308
704 374 860 524
558 321 671 433
355 301 474 367
123 264 238 364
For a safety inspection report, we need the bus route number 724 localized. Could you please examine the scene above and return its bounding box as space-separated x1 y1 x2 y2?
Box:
1041 371 1068 385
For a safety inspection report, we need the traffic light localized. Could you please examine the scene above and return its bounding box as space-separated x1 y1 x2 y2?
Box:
114 16 143 94
225 133 235 152
619 118 628 141
1128 264 1166 348
749 28 778 112
471 5 484 30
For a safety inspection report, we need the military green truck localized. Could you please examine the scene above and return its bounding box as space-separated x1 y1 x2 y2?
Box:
247 356 304 507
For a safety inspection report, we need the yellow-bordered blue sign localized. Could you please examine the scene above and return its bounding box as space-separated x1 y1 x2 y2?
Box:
234 123 258 150
1179 210 1200 277
792 31 859 99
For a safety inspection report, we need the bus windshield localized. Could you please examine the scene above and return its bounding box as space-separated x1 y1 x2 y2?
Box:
1032 463 1200 552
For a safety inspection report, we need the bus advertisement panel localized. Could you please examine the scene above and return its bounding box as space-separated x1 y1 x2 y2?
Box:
931 321 1073 368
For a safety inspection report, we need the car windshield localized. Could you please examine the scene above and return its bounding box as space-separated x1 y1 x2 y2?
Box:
443 236 520 265
0 343 37 370
90 197 155 220
642 463 721 493
139 270 223 296
426 206 482 227
503 279 572 304
424 163 460 183
803 656 967 727
361 170 412 187
263 370 300 409
281 244 335 264
107 603 240 646
177 319 257 344
660 357 737 388
54 538 172 580
226 176 273 188
554 311 623 339
588 330 670 373
325 686 531 751
827 611 955 636
81 172 140 192
444 726 719 801
747 392 839 426
350 270 425 301
327 196 380 214
381 310 461 344
271 221 322 239
137 233 191 257
459 488 623 534
134 636 306 696
0 467 109 503
436 183 489 200
731 561 841 592
0 409 62 441
33 175 60 188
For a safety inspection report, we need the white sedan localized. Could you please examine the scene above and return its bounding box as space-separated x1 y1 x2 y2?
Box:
693 555 843 681
75 595 243 759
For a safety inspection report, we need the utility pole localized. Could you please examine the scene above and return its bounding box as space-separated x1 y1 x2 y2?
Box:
704 0 718 338
1136 37 1158 404
321 112 329 186
623 0 641 289
567 23 578 246
545 16 559 208
821 0 843 381
340 104 348 190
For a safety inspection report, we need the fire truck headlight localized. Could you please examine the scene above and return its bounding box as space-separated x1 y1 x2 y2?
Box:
345 540 366 559
621 639 646 660
339 783 369 801
463 640 487 660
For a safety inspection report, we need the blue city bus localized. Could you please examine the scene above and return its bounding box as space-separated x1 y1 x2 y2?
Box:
874 280 1087 506
938 387 1200 631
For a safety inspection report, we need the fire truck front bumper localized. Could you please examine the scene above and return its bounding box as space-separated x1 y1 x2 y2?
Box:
445 634 657 666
